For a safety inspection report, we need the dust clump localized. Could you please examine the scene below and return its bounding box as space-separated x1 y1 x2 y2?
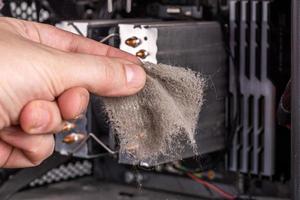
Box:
103 62 206 165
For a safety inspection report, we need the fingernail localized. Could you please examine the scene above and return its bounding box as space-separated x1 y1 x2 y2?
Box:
124 64 145 87
30 108 50 132
79 92 89 114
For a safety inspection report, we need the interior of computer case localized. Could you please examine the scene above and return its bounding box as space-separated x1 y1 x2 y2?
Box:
0 0 294 199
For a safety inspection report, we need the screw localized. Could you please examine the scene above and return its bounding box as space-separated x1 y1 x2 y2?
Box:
136 49 149 59
63 133 85 144
61 121 76 132
125 36 141 47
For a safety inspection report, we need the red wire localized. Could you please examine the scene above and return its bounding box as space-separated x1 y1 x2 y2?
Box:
187 173 236 200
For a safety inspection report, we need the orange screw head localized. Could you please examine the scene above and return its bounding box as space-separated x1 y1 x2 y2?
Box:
62 121 76 132
136 49 149 59
125 36 141 47
63 133 85 144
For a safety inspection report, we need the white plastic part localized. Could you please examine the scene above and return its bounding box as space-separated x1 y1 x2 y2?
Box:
119 24 158 64
55 21 88 37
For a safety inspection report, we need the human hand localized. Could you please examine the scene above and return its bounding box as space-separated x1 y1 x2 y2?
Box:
0 17 146 168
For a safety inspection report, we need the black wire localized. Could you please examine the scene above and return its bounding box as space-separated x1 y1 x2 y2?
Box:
67 22 84 36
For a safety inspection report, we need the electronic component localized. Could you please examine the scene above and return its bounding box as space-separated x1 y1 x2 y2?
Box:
0 1 293 199
118 21 227 165
54 20 227 166
147 3 203 19
228 0 275 177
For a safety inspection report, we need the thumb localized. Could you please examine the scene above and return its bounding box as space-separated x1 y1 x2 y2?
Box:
53 52 146 97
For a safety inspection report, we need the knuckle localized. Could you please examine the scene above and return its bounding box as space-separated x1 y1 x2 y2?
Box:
26 144 40 156
26 135 54 166
30 159 43 167
99 58 118 94
0 142 13 168
67 33 80 52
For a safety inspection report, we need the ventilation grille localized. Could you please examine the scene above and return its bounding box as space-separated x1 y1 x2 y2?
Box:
29 160 92 187
9 0 50 22
228 0 275 176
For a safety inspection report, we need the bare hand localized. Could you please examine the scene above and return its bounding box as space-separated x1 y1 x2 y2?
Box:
0 17 146 168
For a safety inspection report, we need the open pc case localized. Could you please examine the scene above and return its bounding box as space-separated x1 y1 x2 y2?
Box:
0 0 295 199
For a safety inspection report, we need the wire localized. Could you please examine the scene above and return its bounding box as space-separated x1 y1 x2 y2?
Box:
67 22 84 36
100 33 119 43
70 133 117 158
187 173 236 200
67 22 119 44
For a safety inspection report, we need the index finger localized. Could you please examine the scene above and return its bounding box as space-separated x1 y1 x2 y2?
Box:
1 17 140 64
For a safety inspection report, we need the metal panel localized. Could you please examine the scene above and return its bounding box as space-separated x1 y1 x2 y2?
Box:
118 21 227 165
228 0 275 176
54 20 227 166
